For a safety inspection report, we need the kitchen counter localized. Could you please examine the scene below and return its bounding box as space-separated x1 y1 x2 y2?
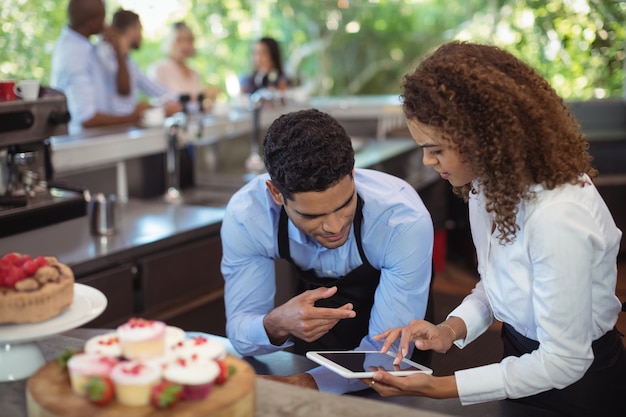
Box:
50 96 406 176
0 328 558 417
0 200 225 277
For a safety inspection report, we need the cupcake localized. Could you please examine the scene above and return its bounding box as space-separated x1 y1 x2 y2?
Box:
67 353 118 396
84 332 122 357
163 358 219 401
110 361 161 406
117 318 166 360
165 326 186 350
171 335 226 362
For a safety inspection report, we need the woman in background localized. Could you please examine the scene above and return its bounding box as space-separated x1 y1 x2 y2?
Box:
240 37 289 94
149 21 219 107
367 41 626 417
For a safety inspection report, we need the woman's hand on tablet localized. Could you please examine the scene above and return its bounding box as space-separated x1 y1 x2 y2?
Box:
360 372 458 399
374 319 459 364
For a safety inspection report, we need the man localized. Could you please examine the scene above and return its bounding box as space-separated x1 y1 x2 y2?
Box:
50 0 148 130
221 109 433 394
96 9 180 116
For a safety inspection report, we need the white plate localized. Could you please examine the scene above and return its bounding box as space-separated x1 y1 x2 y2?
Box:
0 283 107 344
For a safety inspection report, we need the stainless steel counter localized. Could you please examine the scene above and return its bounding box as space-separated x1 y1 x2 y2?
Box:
0 200 225 276
0 329 558 417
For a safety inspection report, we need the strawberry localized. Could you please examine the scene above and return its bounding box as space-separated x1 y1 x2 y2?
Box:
12 254 31 267
2 253 21 264
86 376 115 406
21 259 39 276
3 265 26 287
34 255 49 268
214 359 236 385
151 381 183 409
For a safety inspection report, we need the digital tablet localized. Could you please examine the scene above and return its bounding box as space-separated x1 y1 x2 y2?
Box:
306 350 433 378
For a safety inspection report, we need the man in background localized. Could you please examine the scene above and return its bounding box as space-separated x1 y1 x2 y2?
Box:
96 9 180 117
50 0 149 130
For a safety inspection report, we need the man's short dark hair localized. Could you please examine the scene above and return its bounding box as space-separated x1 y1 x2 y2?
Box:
112 9 139 31
263 109 355 201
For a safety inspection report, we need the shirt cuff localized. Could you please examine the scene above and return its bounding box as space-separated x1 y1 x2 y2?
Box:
448 301 493 348
246 315 292 353
455 363 507 405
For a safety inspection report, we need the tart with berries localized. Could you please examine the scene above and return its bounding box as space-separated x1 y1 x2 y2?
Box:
0 252 75 324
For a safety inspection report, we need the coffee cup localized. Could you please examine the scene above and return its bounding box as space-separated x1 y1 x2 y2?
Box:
141 107 165 127
0 80 16 101
14 80 40 101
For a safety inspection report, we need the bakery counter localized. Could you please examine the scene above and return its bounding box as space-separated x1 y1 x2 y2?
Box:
0 200 225 277
1 328 559 417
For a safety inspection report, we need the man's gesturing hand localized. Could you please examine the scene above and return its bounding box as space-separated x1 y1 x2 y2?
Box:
263 286 356 345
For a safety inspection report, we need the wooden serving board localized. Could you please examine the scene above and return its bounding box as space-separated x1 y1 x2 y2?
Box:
27 355 255 417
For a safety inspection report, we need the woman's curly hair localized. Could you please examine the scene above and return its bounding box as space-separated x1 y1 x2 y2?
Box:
401 41 596 244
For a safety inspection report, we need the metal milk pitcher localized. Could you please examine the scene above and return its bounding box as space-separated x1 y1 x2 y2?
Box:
88 193 119 236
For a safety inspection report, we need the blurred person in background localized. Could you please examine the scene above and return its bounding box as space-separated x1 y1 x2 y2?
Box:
149 21 220 111
240 37 289 95
96 9 181 117
51 0 147 129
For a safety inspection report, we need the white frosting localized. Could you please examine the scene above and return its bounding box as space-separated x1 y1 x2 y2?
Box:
84 332 122 357
117 319 166 341
67 353 118 376
164 359 219 385
171 336 226 361
165 326 186 349
110 361 161 385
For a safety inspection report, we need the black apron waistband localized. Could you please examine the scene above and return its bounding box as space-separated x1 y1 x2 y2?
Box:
501 322 626 417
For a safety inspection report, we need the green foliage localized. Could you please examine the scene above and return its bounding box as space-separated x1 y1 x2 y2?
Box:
1 0 624 99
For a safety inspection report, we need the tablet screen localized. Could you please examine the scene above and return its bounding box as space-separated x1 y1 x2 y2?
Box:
317 352 421 373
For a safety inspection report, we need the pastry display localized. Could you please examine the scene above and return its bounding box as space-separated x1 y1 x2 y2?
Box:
26 317 256 417
0 252 75 324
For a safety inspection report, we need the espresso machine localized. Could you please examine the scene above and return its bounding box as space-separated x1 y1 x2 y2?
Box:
0 87 86 237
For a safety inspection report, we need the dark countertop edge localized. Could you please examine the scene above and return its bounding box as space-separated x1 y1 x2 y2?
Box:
71 220 222 277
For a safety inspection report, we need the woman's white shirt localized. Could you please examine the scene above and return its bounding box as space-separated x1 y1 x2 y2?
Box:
449 174 622 405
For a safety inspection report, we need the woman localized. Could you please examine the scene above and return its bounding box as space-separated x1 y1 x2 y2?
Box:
149 21 219 106
368 41 626 416
240 37 289 94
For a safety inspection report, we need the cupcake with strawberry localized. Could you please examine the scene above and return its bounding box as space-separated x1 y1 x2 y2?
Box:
84 332 122 357
110 361 161 406
165 325 186 350
117 318 166 360
66 353 118 396
171 335 227 362
163 357 220 401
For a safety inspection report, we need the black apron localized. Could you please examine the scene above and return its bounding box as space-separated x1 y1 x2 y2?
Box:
278 195 379 354
502 322 626 417
278 195 433 366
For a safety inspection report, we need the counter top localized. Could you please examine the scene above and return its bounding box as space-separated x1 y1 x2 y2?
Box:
50 96 405 175
0 329 558 417
0 200 225 276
